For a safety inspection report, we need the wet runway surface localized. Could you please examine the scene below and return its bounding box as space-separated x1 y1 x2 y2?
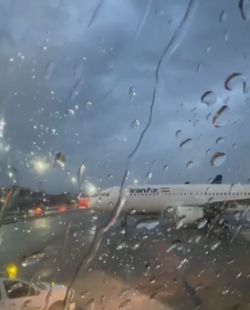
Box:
1 210 250 309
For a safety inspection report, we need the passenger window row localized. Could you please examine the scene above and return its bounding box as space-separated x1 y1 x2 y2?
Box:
129 192 250 196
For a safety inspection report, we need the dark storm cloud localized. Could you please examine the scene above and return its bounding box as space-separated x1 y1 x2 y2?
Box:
0 0 250 192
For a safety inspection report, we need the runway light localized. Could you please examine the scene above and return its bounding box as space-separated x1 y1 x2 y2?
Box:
6 263 18 279
32 158 49 175
34 207 42 216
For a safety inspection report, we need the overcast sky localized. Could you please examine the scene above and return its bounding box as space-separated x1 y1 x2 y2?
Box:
0 0 250 193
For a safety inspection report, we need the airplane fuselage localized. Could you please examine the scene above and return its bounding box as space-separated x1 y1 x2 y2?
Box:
89 184 250 223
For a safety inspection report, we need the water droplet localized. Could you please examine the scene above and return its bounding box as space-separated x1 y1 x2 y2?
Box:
129 86 136 99
166 244 177 253
224 73 245 91
206 112 212 121
21 251 45 267
136 219 159 230
44 62 55 80
165 206 174 214
108 173 113 179
77 164 86 185
118 299 131 309
222 288 230 295
219 10 228 23
116 241 126 250
232 143 237 149
185 161 193 169
132 242 140 250
197 63 201 73
224 29 229 42
176 217 186 230
197 219 208 229
163 164 168 171
54 152 66 168
210 152 226 167
85 101 93 108
119 288 131 299
65 109 75 116
201 91 217 106
177 258 188 269
204 46 212 54
131 119 140 128
210 241 221 251
239 0 250 20
86 298 95 309
180 138 192 149
175 129 182 137
216 137 224 144
9 57 14 62
212 105 229 127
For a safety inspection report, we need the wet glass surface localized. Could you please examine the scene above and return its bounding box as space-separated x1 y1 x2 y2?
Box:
1 0 250 309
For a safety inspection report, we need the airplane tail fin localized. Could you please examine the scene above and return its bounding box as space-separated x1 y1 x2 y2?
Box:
210 174 223 184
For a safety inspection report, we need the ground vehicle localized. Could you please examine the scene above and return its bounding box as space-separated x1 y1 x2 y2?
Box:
0 278 75 309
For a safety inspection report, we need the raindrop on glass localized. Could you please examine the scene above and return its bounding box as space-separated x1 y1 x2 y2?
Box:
206 112 212 121
116 241 126 250
129 86 136 100
216 137 224 144
180 138 192 149
175 129 182 137
118 299 131 309
224 73 245 91
204 46 212 54
219 10 228 23
197 219 208 229
166 244 177 253
80 291 89 299
176 217 186 230
224 29 229 42
210 152 226 167
132 242 140 250
163 164 168 171
212 105 229 127
85 101 93 108
136 219 159 230
239 0 250 20
86 298 95 309
21 252 45 267
77 164 86 185
65 109 75 117
131 119 140 128
44 62 55 80
210 241 221 251
54 152 66 168
197 63 201 73
185 161 193 169
201 90 217 106
222 288 230 295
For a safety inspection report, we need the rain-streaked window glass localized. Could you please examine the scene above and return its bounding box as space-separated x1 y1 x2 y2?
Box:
1 0 250 309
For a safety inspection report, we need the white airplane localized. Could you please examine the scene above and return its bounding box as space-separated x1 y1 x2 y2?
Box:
80 175 250 225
